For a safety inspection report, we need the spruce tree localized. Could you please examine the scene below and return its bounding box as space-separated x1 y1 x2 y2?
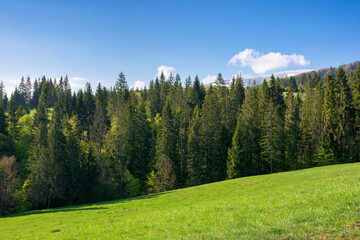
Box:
83 82 95 135
322 73 338 162
28 82 54 208
352 65 360 161
260 100 284 173
334 67 355 162
186 105 204 185
284 91 300 169
153 99 179 189
227 112 243 179
7 93 18 138
229 75 245 133
201 87 228 182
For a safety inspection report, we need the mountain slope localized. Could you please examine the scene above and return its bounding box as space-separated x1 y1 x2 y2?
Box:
203 61 359 87
1 163 360 239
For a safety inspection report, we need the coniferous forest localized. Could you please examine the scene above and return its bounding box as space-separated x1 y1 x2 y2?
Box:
0 63 360 216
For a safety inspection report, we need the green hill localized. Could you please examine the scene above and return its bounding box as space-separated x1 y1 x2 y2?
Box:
1 163 360 239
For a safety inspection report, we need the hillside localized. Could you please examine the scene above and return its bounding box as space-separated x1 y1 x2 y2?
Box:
203 61 359 87
1 163 360 239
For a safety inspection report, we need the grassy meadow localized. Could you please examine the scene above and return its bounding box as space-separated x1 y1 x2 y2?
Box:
1 163 360 239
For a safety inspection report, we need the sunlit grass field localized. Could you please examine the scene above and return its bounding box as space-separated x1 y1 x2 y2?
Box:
1 163 360 239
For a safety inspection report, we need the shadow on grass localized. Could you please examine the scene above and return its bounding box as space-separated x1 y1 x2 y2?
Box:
86 191 172 207
2 207 108 218
3 191 172 218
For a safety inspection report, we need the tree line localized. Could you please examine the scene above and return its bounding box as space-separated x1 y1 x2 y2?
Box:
0 65 360 215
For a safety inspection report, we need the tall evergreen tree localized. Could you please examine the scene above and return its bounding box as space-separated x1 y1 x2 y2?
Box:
186 106 204 185
334 67 355 162
260 101 284 173
322 73 338 162
284 92 301 169
201 86 228 182
83 82 96 135
352 65 360 161
153 99 179 189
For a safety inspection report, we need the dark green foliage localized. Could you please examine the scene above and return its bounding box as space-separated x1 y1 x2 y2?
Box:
1 65 360 216
186 106 204 185
284 92 301 169
352 65 360 161
260 101 284 173
152 99 179 190
227 86 260 178
83 82 96 134
0 156 17 215
201 87 228 182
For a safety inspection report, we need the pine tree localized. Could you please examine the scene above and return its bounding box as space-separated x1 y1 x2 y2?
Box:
186 106 204 185
334 67 355 162
83 82 95 135
260 100 284 173
0 102 7 136
25 76 32 105
126 101 153 182
115 72 129 102
201 87 228 182
28 82 54 208
352 65 360 161
230 85 260 176
153 99 179 189
227 112 243 179
46 103 67 205
229 75 245 133
284 91 300 169
149 78 162 116
322 73 338 162
7 93 17 138
190 76 204 108
91 97 107 160
288 76 298 92
0 100 14 157
63 115 85 204
257 81 270 172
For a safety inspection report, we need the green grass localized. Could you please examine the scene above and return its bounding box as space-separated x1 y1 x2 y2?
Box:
2 163 360 239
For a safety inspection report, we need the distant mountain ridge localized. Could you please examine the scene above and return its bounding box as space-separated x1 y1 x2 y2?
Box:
203 61 359 87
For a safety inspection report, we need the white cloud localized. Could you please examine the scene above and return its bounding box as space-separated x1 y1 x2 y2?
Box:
4 86 15 96
131 81 146 90
157 65 176 79
70 77 87 82
201 75 217 85
228 48 310 74
69 76 86 90
0 76 21 95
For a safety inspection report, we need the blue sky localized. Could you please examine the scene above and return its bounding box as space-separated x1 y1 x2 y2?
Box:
0 0 359 93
